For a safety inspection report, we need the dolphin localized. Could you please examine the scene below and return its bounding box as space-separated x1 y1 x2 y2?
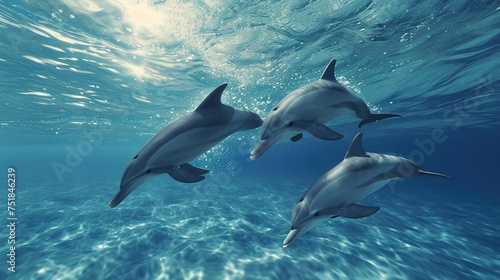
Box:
283 132 451 247
109 83 263 208
250 59 400 160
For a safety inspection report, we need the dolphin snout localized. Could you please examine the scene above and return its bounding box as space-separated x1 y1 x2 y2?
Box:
250 139 270 160
109 187 130 208
109 179 137 208
283 229 300 248
109 171 156 208
241 111 263 130
254 115 264 127
109 191 125 208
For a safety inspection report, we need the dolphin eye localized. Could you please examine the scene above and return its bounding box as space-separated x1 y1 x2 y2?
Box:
133 154 138 159
272 107 278 111
288 122 294 127
314 212 320 217
146 169 151 174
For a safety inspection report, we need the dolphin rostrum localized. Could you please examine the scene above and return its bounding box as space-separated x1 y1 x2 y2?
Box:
283 132 451 247
250 59 400 160
109 84 263 208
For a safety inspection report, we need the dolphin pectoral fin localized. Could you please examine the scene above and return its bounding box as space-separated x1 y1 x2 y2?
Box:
316 207 341 217
169 171 205 183
290 133 303 142
359 113 401 128
341 204 380 219
307 124 343 140
180 163 209 175
169 165 207 183
419 170 452 179
294 122 343 140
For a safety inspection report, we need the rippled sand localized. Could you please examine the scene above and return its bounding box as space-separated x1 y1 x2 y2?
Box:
8 176 500 279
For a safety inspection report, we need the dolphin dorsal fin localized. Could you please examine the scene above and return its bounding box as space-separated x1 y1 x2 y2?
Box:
195 83 227 111
344 132 369 159
320 59 337 82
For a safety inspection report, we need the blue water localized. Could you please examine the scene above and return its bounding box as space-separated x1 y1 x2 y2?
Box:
1 0 500 279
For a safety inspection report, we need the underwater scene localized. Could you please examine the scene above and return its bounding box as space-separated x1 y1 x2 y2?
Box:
1 0 499 279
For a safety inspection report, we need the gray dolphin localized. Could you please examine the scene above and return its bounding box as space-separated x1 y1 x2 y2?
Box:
283 132 451 247
109 84 263 208
250 59 400 160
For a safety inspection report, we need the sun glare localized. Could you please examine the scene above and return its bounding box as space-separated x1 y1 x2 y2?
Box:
123 61 146 78
125 2 164 33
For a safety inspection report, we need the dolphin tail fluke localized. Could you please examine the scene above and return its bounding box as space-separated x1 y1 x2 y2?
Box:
419 170 452 179
359 113 401 128
169 164 209 183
